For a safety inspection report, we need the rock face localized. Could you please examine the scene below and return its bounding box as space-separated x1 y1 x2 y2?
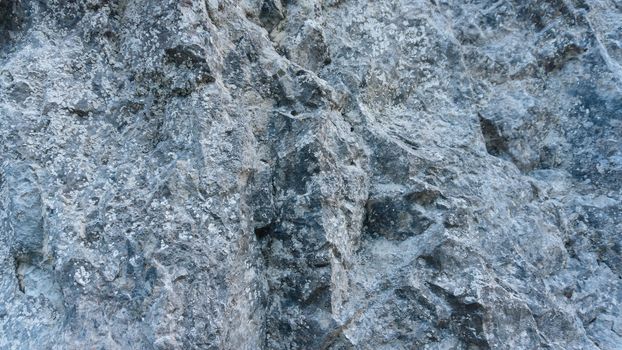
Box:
0 0 621 349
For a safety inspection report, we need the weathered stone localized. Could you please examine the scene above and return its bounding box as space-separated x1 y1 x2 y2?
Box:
0 0 620 349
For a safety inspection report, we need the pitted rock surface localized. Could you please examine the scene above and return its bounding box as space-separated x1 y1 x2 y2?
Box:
1 0 621 349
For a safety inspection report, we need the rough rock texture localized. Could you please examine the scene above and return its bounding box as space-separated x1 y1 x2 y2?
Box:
1 0 621 349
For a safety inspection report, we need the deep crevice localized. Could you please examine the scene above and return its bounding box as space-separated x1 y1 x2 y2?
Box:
478 114 509 157
254 222 274 240
14 257 26 293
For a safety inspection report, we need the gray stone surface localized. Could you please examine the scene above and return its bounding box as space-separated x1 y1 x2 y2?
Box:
0 0 621 349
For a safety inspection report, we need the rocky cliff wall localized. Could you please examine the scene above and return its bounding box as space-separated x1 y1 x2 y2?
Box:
0 0 621 349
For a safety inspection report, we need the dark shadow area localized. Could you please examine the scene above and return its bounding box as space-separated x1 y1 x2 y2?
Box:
478 114 509 158
0 0 26 48
254 222 274 240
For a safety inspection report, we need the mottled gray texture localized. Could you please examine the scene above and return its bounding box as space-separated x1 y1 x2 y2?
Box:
0 0 621 349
